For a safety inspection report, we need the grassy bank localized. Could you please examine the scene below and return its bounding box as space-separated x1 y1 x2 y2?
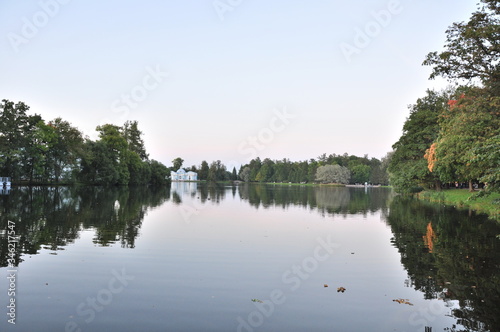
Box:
417 189 500 221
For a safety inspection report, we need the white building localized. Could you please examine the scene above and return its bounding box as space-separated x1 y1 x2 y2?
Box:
170 169 197 181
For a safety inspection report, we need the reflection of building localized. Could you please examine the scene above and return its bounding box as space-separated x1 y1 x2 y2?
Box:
1 177 11 187
170 169 197 181
171 181 198 196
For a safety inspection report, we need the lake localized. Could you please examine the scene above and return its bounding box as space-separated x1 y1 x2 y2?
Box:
0 183 499 332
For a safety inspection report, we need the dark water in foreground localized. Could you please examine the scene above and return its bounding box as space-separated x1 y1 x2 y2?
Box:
0 183 499 332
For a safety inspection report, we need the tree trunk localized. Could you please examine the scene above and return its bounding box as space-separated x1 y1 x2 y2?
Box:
435 180 441 191
469 180 474 192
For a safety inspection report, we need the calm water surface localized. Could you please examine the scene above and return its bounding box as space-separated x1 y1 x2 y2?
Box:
0 184 499 332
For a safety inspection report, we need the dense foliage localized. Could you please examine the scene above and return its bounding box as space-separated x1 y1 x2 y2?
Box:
0 99 170 186
236 154 390 184
390 0 500 193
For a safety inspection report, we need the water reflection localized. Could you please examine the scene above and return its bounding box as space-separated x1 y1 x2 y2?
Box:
383 196 500 332
0 184 498 331
236 184 393 217
0 186 170 267
171 181 197 196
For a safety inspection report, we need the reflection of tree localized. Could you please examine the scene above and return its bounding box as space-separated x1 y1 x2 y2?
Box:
238 184 392 217
423 222 436 253
0 186 170 267
383 196 500 332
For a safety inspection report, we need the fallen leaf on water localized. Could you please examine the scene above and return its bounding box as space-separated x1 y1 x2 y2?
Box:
324 284 328 288
251 299 263 303
337 287 346 293
392 298 413 306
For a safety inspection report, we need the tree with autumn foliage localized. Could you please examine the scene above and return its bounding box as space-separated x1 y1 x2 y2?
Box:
419 0 500 192
388 90 449 193
424 88 500 191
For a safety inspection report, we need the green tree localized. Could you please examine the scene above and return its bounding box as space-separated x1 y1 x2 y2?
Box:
239 166 251 182
95 124 130 185
79 140 120 185
371 152 391 185
473 134 500 191
199 160 209 180
349 164 370 184
429 88 500 191
123 121 148 160
315 165 350 184
423 0 500 93
149 159 170 185
421 1 500 192
231 167 237 181
207 161 217 182
172 157 184 171
389 90 449 193
126 151 150 185
256 158 274 183
23 120 57 183
307 159 318 183
0 100 38 181
215 160 227 181
45 118 84 183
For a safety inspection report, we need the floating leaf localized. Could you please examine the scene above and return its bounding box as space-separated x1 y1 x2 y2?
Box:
251 299 263 303
337 287 346 293
392 298 413 306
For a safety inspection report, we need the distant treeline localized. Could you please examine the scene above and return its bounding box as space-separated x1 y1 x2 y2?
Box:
388 0 500 193
0 99 170 186
180 154 390 185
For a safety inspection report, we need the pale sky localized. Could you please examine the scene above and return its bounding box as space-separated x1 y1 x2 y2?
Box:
0 1 478 170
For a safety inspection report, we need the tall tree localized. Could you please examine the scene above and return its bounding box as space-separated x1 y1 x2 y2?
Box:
23 120 57 183
79 139 120 185
427 88 500 191
149 159 170 185
198 160 209 180
423 0 500 93
96 124 129 185
389 90 449 193
46 118 84 182
231 167 237 181
172 157 184 171
349 163 371 184
123 121 148 160
423 1 500 191
239 166 251 182
0 100 39 181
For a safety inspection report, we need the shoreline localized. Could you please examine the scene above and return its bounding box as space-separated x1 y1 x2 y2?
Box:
417 189 500 221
